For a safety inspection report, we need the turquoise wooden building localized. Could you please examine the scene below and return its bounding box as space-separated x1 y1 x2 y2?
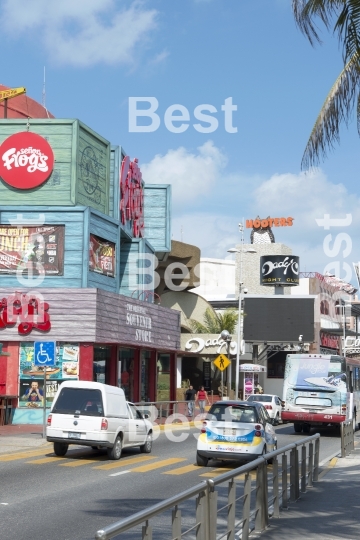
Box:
0 118 180 424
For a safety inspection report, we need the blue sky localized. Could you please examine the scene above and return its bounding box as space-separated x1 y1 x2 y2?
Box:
1 0 359 284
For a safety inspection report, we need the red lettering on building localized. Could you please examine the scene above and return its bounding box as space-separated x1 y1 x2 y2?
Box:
320 332 339 350
120 156 144 238
0 292 51 335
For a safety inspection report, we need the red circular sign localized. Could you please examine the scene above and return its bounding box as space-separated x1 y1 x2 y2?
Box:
0 132 54 189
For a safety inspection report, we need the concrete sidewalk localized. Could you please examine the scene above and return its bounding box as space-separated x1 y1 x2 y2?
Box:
0 424 50 454
253 445 360 540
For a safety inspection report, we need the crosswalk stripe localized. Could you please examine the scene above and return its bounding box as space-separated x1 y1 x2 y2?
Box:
94 455 156 471
26 457 67 464
200 467 233 477
0 448 52 462
163 464 202 475
59 459 101 467
131 458 186 473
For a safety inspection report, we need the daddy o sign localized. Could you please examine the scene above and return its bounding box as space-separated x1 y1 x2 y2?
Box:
260 254 300 286
0 132 54 189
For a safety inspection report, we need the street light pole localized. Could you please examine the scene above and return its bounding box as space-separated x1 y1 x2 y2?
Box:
228 225 256 400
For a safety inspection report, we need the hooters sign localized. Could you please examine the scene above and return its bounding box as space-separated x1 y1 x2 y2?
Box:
0 132 54 190
120 156 144 238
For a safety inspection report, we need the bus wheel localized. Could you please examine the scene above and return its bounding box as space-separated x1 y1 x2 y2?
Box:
302 424 311 434
294 423 302 433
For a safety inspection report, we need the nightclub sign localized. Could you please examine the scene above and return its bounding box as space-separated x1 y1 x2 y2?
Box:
260 255 300 286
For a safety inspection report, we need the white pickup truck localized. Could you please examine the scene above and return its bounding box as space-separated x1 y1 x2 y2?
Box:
46 380 153 459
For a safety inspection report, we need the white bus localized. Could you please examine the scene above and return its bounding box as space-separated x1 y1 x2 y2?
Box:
282 354 360 433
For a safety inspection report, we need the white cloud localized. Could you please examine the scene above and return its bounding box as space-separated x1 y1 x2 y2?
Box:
149 49 170 65
0 0 158 67
142 140 227 206
143 139 360 280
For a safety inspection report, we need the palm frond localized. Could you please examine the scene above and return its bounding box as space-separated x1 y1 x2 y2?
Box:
301 51 360 169
292 0 343 46
335 1 360 63
188 308 239 335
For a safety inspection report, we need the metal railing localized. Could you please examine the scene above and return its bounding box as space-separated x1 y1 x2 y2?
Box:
95 433 320 540
341 419 355 457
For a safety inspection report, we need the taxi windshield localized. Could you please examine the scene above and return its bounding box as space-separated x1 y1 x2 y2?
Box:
207 404 258 423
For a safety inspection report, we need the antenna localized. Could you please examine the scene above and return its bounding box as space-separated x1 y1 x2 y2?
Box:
42 66 46 109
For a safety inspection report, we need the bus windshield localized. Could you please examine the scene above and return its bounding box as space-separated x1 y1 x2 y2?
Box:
288 356 346 391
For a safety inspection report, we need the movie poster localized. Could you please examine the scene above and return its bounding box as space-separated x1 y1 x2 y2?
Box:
0 225 64 275
89 234 115 277
19 342 79 408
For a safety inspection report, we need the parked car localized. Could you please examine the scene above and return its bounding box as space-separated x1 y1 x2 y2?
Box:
247 394 283 423
196 401 277 467
46 380 153 459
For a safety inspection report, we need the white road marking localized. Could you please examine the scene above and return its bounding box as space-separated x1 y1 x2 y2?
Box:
1 503 9 505
109 470 131 477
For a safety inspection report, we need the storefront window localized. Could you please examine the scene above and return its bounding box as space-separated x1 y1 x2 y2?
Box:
157 353 170 402
140 350 151 402
118 348 135 401
93 346 111 384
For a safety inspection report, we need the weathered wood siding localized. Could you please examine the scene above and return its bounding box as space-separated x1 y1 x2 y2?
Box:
144 185 171 259
0 288 97 341
0 120 77 206
0 288 180 350
76 122 110 215
119 238 156 299
0 207 86 288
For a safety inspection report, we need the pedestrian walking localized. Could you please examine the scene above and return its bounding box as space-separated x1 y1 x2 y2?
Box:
185 385 196 417
196 386 210 415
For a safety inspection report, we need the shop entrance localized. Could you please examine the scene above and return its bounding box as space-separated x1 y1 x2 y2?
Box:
157 353 170 401
93 346 111 384
118 348 135 401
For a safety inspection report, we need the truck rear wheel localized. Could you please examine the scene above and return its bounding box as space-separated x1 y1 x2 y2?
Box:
294 423 302 433
54 442 68 457
107 436 122 460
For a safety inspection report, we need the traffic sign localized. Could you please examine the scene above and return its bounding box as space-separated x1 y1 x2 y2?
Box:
214 354 231 371
34 341 56 367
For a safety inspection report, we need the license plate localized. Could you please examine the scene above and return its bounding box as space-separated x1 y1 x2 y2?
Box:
68 432 81 439
223 428 236 436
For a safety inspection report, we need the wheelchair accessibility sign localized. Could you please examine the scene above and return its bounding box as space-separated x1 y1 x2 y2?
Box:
34 341 56 367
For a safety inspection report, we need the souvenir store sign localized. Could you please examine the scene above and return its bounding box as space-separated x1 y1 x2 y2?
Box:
19 342 79 408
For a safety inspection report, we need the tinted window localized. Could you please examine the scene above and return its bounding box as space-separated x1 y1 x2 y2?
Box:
52 388 103 415
247 395 272 403
208 404 258 423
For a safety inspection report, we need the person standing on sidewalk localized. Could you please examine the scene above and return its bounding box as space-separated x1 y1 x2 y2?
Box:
185 385 196 417
196 386 210 415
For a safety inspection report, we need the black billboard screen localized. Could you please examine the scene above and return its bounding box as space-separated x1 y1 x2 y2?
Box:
243 297 314 342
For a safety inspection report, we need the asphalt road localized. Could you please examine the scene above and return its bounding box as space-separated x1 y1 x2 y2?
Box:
0 423 350 540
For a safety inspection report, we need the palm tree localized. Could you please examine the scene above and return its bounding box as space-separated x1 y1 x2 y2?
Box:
292 0 360 168
189 308 239 334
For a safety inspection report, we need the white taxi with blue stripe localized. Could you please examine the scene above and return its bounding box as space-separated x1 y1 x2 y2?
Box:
196 401 277 467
